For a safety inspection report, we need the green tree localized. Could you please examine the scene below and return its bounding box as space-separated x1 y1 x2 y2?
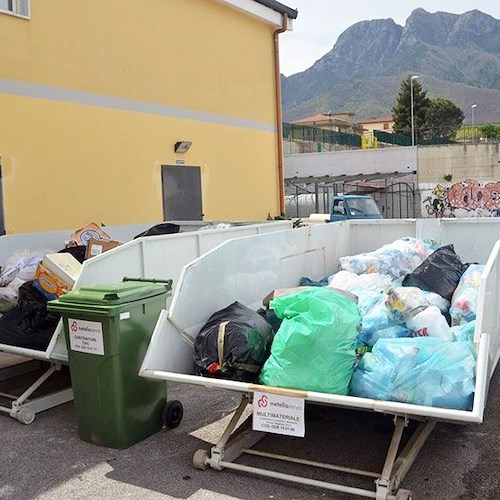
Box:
392 75 430 140
424 98 464 140
478 123 500 140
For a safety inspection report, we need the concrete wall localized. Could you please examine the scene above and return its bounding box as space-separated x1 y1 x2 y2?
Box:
283 139 358 155
284 141 500 219
418 143 500 217
284 146 417 179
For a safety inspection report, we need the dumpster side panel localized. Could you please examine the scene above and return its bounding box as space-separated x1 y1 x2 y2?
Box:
347 219 417 255
141 310 195 376
170 226 316 339
438 218 500 264
476 240 500 380
77 222 291 291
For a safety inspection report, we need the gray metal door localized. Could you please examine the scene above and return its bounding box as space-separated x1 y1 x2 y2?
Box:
161 165 203 221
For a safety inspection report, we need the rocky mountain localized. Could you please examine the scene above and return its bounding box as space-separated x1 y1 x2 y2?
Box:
282 9 500 124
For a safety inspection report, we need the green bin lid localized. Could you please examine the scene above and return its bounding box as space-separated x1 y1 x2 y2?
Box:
56 281 169 305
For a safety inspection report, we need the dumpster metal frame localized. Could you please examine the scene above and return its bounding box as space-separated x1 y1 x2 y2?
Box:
191 393 433 500
140 219 500 499
0 221 291 424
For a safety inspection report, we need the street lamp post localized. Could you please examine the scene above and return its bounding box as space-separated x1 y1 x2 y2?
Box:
471 104 477 143
410 75 419 146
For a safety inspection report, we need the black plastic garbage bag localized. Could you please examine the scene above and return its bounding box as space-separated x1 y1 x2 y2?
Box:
0 281 60 350
134 223 180 239
402 244 468 302
17 281 61 334
58 245 87 263
194 302 274 382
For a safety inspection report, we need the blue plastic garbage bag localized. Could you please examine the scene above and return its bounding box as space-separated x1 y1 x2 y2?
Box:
451 321 476 344
299 276 330 287
356 291 384 316
350 337 476 410
259 287 361 394
356 296 411 347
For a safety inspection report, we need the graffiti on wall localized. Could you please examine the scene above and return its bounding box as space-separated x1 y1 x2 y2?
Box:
423 179 500 218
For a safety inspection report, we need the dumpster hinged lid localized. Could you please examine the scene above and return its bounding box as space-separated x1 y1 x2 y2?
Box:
55 281 169 305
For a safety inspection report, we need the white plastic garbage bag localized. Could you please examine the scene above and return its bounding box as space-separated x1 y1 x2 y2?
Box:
406 306 453 341
340 238 433 280
385 286 431 323
328 270 392 294
0 250 48 287
0 278 25 312
450 264 485 326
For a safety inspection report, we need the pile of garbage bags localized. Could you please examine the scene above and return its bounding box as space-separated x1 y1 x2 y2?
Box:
336 239 481 410
0 222 120 351
0 249 59 350
194 237 483 412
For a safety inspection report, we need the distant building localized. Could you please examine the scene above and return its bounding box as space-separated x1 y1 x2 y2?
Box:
292 113 363 135
359 116 395 134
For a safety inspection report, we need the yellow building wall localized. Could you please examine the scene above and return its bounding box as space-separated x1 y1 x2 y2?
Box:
0 0 281 232
362 122 394 134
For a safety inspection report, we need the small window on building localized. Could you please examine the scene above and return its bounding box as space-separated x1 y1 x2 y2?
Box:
383 122 389 130
0 0 30 17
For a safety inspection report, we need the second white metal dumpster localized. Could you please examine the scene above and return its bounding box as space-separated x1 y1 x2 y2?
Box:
0 220 291 424
140 218 500 499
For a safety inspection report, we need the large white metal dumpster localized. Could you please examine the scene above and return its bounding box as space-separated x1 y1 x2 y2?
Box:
0 220 291 424
140 218 500 499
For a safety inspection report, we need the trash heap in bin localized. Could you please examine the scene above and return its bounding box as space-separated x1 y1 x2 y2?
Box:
194 237 483 411
0 222 122 351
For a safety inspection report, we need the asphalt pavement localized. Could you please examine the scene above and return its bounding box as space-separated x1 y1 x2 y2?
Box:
1 364 499 499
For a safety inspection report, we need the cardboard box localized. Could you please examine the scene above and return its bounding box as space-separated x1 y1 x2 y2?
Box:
85 238 123 259
68 222 111 247
34 263 71 300
42 253 82 287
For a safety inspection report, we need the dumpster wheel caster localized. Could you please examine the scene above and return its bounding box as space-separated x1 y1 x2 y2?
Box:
396 489 413 500
193 449 209 470
162 400 183 429
17 407 36 425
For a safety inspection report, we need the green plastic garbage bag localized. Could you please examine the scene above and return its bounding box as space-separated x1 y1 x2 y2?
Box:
259 287 361 394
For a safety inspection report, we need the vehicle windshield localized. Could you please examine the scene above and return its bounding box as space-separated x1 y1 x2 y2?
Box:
347 198 380 216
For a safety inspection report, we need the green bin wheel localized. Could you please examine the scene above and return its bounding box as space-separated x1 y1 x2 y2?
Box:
162 400 183 429
193 449 209 470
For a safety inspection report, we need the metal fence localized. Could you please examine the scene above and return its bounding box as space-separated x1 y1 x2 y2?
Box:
283 122 362 148
373 130 411 146
284 123 456 149
285 173 417 219
373 130 456 146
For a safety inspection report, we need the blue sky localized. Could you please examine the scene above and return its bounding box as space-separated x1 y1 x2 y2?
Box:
280 1 500 76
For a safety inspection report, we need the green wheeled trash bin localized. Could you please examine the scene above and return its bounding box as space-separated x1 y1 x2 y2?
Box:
48 279 172 449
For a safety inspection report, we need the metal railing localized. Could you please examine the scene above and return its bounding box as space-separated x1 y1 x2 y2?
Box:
284 123 457 149
283 123 361 148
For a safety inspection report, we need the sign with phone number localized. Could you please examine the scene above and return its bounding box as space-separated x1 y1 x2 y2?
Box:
252 391 305 437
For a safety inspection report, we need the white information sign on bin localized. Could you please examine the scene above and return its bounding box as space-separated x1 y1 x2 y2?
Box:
252 391 305 437
68 318 105 355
